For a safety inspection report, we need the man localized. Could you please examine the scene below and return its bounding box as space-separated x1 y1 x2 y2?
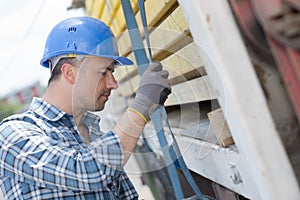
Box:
0 17 171 199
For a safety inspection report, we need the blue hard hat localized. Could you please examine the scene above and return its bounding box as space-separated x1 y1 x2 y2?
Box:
40 16 133 68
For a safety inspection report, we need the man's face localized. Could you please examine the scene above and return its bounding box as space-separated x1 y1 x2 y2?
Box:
72 56 118 114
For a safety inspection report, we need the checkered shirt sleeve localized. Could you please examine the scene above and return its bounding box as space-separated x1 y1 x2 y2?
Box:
0 98 138 199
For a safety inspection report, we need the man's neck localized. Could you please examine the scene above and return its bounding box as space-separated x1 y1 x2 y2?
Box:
43 82 92 143
43 82 73 115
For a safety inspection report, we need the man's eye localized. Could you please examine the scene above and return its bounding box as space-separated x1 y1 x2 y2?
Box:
99 71 106 76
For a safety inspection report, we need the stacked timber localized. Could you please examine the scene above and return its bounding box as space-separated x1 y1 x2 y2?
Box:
83 0 234 152
84 0 235 152
85 0 216 110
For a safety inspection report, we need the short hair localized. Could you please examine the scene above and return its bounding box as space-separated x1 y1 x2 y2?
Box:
48 57 82 86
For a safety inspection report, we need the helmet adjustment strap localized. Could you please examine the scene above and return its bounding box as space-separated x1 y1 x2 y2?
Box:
49 54 86 74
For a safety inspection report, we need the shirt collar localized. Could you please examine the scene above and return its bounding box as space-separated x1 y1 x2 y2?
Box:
29 97 101 125
79 111 101 128
29 97 70 121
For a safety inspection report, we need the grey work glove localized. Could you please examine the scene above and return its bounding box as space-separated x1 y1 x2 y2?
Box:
129 62 171 122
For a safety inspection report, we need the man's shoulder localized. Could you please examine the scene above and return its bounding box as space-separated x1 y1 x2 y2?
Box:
0 111 44 144
0 110 38 130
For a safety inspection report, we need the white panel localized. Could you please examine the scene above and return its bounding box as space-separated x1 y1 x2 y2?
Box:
177 0 300 199
176 135 259 199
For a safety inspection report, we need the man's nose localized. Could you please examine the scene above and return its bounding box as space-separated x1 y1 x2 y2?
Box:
106 73 118 89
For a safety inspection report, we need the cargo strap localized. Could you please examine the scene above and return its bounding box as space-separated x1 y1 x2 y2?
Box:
121 0 206 199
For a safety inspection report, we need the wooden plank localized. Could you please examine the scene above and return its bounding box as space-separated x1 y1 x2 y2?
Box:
115 41 204 84
149 6 191 58
87 0 138 34
118 0 180 56
117 5 189 57
127 16 191 61
110 8 124 35
207 108 234 147
136 0 178 29
161 42 205 84
169 67 206 85
90 0 105 19
100 0 115 24
85 0 95 15
110 0 139 35
116 7 192 83
115 42 206 97
153 32 192 61
116 75 217 105
165 76 217 106
107 1 121 27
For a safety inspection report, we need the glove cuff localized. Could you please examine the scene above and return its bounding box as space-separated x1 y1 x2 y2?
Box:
128 93 153 122
127 107 148 123
129 93 162 122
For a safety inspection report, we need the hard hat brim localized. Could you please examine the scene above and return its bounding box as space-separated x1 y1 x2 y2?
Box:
108 55 134 66
40 54 134 68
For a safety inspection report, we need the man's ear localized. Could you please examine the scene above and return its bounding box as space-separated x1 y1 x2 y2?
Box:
61 63 77 84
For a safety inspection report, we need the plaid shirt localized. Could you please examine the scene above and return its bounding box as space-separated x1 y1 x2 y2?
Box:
0 98 138 200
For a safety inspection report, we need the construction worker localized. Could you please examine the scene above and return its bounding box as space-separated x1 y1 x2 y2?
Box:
0 16 171 199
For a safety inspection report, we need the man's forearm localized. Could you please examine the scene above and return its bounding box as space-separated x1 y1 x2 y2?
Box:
114 109 146 165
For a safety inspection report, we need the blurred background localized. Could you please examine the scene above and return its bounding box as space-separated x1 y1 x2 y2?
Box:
0 0 83 117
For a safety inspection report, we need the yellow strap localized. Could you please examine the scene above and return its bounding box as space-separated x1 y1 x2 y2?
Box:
127 108 148 123
68 53 77 58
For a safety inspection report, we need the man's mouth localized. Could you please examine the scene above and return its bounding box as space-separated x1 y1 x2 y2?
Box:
100 92 111 100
